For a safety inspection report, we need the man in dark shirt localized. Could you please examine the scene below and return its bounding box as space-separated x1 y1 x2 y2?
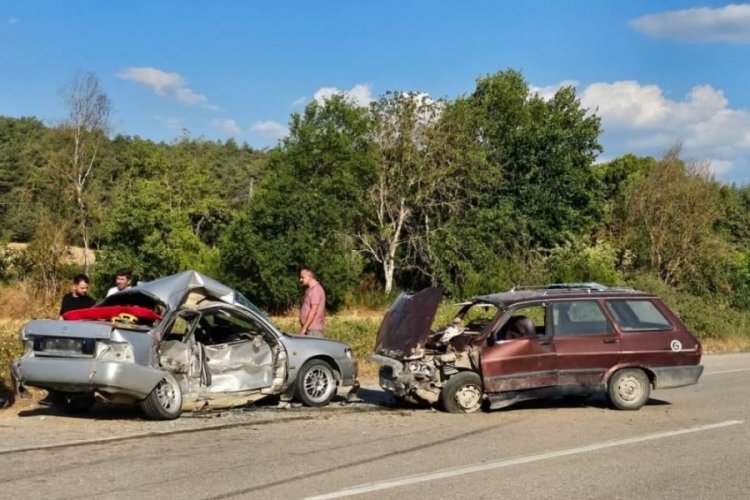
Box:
59 274 96 318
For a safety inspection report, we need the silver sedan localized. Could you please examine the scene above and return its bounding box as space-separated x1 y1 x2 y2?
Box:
13 271 358 419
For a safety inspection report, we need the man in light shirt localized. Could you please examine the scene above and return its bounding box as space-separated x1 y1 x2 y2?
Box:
299 267 326 337
106 268 133 297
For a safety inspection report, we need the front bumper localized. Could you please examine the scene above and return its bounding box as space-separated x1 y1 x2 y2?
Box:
339 356 358 386
12 356 166 400
652 364 704 389
370 354 414 397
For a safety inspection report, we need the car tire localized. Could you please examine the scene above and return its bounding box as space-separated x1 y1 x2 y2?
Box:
49 391 95 414
607 368 651 411
140 374 183 420
296 359 337 407
440 371 483 414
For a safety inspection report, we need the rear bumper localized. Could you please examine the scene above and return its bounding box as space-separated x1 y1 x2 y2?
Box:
12 356 165 399
652 364 704 389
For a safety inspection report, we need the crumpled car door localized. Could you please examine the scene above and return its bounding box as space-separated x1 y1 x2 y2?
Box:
203 334 274 393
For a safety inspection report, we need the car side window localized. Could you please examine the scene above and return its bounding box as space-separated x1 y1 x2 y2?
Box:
552 300 612 336
497 305 547 340
197 308 268 345
605 300 673 332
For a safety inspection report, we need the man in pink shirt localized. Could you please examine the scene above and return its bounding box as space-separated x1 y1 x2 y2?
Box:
299 268 326 337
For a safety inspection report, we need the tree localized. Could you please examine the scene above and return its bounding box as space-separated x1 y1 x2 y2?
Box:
0 116 49 240
465 71 603 247
420 70 604 296
361 92 453 294
58 71 112 273
617 146 723 286
220 96 377 311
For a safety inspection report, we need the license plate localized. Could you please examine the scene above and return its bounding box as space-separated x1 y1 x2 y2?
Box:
34 337 95 355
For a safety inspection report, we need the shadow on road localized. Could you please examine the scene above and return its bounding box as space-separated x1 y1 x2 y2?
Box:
507 395 672 411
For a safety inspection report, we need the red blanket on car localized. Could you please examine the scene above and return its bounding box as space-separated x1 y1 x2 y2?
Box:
62 305 163 322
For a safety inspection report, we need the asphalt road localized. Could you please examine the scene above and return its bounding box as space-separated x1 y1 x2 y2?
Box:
1 353 748 500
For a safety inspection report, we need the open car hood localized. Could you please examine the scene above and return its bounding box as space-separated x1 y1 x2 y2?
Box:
374 287 442 358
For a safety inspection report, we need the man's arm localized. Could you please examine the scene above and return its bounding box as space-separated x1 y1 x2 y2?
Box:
299 303 319 335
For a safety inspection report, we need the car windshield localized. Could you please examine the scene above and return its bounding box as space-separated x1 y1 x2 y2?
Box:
449 301 501 332
234 290 265 317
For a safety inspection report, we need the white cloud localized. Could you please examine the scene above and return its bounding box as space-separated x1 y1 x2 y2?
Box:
631 4 750 43
708 159 734 176
250 121 288 140
578 80 750 180
313 83 373 107
153 115 183 131
210 119 242 136
529 80 579 100
117 67 214 108
9 17 18 25
292 96 307 106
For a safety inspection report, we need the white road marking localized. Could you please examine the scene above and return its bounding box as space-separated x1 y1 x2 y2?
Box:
703 368 750 376
305 420 744 499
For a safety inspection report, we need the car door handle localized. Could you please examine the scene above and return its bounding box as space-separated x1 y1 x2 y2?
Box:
602 338 619 344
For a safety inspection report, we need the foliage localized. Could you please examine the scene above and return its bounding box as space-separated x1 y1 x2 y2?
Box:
96 177 220 286
463 70 604 248
545 238 624 285
614 147 723 287
2 66 750 348
220 96 377 312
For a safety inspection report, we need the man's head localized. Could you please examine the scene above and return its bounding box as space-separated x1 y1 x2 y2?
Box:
114 268 133 291
299 268 316 287
72 274 91 297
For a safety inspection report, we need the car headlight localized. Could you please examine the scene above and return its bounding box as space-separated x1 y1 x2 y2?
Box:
96 341 135 363
407 361 421 372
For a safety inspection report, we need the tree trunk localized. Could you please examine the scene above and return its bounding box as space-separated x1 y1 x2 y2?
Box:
384 258 395 295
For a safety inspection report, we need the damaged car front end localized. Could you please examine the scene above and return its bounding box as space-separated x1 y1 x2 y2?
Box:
372 284 704 414
370 287 496 413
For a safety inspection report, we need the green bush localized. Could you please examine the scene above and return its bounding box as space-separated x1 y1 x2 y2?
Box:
628 274 750 342
545 238 624 285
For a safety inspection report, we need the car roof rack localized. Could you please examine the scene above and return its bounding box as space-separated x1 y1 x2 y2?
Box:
509 283 635 294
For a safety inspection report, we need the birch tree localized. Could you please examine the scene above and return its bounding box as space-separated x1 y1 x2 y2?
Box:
60 71 112 273
361 92 448 294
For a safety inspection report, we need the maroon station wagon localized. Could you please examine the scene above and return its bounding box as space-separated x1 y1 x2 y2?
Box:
370 284 703 413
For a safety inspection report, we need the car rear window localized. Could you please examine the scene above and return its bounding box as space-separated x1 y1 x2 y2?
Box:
605 300 673 331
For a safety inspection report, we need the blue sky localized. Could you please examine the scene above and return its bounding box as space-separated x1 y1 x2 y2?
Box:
2 1 750 182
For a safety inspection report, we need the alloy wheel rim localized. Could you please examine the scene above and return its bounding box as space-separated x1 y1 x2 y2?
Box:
304 366 334 403
157 379 177 410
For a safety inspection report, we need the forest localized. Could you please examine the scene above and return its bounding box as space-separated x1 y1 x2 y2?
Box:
2 68 750 357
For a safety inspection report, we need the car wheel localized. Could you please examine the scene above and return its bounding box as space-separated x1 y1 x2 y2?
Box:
440 371 483 414
140 374 183 420
296 359 337 407
49 391 95 414
608 368 651 411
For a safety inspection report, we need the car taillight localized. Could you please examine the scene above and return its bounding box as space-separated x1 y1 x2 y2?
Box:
96 340 135 363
